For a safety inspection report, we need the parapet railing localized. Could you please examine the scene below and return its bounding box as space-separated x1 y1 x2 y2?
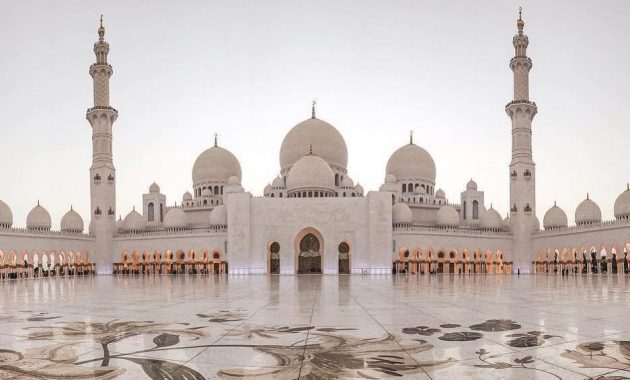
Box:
393 223 511 236
533 218 630 236
0 227 93 239
117 224 226 238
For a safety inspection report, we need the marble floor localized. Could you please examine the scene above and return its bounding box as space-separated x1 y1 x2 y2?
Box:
1 275 630 379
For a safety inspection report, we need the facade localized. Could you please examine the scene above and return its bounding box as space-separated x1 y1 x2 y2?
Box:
2 11 630 277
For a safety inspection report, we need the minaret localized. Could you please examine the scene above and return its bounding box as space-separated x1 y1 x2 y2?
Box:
506 8 537 273
86 16 117 274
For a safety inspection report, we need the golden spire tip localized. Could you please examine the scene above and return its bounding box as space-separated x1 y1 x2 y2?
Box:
311 100 316 119
214 133 218 147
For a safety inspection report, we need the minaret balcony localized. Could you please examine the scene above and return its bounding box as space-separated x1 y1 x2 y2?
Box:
87 105 118 115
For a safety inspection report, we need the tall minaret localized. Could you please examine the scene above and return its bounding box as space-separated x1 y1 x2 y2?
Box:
506 8 537 273
87 16 117 274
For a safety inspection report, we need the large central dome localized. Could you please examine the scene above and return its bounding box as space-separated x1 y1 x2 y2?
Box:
280 117 348 172
386 143 436 182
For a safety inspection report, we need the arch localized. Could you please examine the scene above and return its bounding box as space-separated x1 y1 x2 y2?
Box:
0 249 4 266
402 183 407 193
472 200 479 220
148 202 155 222
294 227 324 274
160 203 164 222
268 241 280 274
338 241 351 274
463 201 467 219
188 249 196 262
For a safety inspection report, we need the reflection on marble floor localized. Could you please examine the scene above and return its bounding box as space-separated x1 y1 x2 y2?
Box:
1 275 630 379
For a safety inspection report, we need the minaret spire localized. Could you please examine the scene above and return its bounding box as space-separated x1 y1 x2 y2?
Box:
87 15 118 274
506 7 538 273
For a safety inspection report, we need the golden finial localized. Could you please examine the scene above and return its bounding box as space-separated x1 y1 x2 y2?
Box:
586 193 590 200
409 130 414 145
554 201 556 207
311 100 316 119
214 133 218 147
98 14 105 41
517 7 524 32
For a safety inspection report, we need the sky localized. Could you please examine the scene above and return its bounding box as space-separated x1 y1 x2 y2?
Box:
0 0 629 228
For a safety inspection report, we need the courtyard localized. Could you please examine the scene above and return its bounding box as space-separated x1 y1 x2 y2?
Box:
1 274 629 379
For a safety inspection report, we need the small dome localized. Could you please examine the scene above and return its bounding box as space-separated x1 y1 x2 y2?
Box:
264 184 272 194
532 216 540 231
386 143 436 182
385 174 397 184
354 183 364 195
466 179 478 191
60 208 84 233
228 176 241 185
210 204 227 225
480 207 503 230
503 215 510 229
149 182 160 193
182 191 192 201
27 203 52 231
0 200 13 227
436 205 460 227
164 208 187 229
435 188 445 198
286 154 335 192
393 202 413 224
614 185 630 219
280 117 348 172
272 176 285 188
123 209 146 232
192 145 242 186
116 216 124 232
575 196 602 225
543 203 568 230
201 188 212 197
341 176 354 188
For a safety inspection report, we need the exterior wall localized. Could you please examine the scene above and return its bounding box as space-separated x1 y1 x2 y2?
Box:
113 229 227 263
183 208 213 226
533 221 630 255
225 191 391 274
0 230 94 258
393 227 512 261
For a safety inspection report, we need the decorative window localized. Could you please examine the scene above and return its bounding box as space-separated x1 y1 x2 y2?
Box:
473 200 479 219
147 203 154 222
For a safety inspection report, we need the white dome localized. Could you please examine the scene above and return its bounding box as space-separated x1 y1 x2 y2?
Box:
280 117 348 172
503 215 510 229
575 196 602 225
0 200 13 227
272 176 285 188
183 191 192 201
210 204 227 225
436 205 460 227
264 184 272 194
192 145 242 185
614 185 630 218
543 203 568 230
393 202 413 224
149 182 160 193
480 207 503 230
533 216 540 231
341 176 354 188
123 209 146 232
116 216 124 232
386 143 436 182
60 208 84 233
354 183 364 195
466 179 478 191
201 188 212 197
27 203 51 231
385 174 397 184
228 176 240 185
164 208 187 229
286 154 335 192
435 188 445 198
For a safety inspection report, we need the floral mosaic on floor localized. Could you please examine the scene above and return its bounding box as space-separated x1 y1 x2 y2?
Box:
2 275 630 379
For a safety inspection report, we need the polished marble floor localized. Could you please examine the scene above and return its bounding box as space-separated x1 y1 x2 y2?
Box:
1 274 630 379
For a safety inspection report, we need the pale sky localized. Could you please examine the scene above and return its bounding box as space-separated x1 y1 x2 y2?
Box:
0 0 629 228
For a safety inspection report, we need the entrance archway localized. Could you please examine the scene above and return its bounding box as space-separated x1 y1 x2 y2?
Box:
296 228 323 274
338 242 350 274
269 241 280 274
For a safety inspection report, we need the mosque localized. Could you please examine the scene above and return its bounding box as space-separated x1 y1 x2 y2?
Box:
1 11 629 278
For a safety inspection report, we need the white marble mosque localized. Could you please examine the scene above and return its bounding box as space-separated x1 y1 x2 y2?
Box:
3 9 630 380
